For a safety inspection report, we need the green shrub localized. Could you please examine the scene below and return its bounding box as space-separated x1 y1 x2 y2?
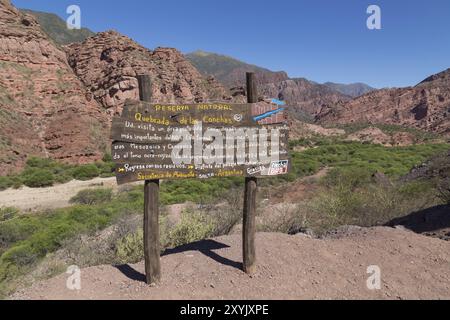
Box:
102 153 113 163
115 229 144 264
22 168 54 188
437 178 450 205
70 188 113 205
306 173 441 235
0 207 19 222
71 164 100 181
1 244 37 268
167 210 214 247
96 162 115 178
25 157 55 169
0 176 12 191
53 172 73 184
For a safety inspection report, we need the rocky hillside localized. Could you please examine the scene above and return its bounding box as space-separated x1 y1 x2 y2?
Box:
186 50 289 87
19 9 95 45
0 1 231 175
67 33 230 116
0 0 109 175
323 82 375 98
317 69 450 136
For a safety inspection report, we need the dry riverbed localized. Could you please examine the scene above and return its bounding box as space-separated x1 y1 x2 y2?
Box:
0 177 127 211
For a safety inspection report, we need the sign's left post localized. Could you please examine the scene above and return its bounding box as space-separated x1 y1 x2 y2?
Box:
137 74 161 285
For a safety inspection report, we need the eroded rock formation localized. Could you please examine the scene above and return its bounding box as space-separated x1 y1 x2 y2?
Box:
66 31 231 116
0 0 109 174
317 69 450 136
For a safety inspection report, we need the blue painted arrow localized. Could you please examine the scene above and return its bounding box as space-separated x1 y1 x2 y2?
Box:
271 99 286 106
253 107 285 122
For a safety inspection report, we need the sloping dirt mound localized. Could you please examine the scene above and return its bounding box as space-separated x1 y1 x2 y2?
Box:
11 227 450 300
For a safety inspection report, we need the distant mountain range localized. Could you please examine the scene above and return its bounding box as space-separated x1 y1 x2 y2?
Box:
186 50 376 98
19 9 95 45
322 82 375 98
185 50 289 87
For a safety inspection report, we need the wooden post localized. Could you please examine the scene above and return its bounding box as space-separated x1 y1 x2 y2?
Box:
243 72 258 274
137 75 161 285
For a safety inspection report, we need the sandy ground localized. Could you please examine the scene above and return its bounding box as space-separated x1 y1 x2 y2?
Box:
0 178 122 211
10 227 450 300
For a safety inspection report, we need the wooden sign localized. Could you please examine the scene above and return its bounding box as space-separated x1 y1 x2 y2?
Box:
112 100 290 184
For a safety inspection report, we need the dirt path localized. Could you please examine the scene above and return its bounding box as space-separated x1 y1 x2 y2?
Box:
11 227 450 300
0 177 122 211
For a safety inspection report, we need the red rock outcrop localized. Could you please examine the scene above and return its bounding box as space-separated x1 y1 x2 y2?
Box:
317 69 450 136
0 0 109 174
66 31 231 116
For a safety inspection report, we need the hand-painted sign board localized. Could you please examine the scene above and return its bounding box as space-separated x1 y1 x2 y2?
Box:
111 100 290 184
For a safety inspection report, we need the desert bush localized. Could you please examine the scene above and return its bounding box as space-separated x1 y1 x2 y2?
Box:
21 168 54 188
166 210 214 247
114 215 172 264
287 141 449 181
437 178 450 204
1 244 37 268
0 207 19 222
70 188 113 205
208 189 242 236
306 169 440 234
0 176 12 191
0 189 140 283
258 203 309 235
102 153 113 163
25 157 56 169
160 177 243 205
71 164 100 181
96 162 115 178
115 229 144 264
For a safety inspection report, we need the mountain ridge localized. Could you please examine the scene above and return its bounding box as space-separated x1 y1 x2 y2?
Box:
323 81 376 98
185 50 289 87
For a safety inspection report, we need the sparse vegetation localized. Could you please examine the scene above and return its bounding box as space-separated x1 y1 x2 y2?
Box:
0 135 448 298
22 168 55 188
115 229 144 264
0 207 19 223
0 188 143 297
288 141 449 179
70 188 113 205
71 164 100 181
0 156 115 190
166 210 215 248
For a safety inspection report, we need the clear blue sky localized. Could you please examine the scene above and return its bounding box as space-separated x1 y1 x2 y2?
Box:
12 0 450 88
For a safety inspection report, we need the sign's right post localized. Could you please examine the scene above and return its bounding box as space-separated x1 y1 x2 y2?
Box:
243 72 258 274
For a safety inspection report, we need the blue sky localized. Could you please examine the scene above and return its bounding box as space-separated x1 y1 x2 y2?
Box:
12 0 450 88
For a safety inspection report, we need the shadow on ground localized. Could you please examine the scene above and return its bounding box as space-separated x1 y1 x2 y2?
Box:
386 204 450 240
116 239 242 282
